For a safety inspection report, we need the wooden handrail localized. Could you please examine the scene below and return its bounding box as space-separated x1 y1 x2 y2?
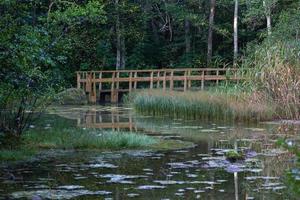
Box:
76 68 243 103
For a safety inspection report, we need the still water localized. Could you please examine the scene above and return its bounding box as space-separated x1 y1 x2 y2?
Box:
1 106 299 199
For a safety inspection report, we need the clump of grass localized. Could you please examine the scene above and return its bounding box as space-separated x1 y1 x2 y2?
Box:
129 90 275 122
0 129 157 161
225 150 244 162
23 128 157 150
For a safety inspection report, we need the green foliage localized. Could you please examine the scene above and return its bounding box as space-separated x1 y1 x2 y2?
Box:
225 150 244 162
49 0 106 25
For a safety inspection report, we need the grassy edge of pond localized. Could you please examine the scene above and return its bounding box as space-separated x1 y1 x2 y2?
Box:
127 90 276 122
0 128 195 162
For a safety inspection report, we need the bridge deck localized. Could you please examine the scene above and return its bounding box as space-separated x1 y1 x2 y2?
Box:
76 68 242 103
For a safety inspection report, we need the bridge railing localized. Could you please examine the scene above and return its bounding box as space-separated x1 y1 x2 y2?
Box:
76 68 242 103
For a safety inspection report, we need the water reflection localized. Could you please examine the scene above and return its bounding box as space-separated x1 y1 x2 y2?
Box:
1 106 299 199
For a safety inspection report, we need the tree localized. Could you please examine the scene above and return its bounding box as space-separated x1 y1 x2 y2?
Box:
244 0 278 36
207 0 216 66
233 0 239 65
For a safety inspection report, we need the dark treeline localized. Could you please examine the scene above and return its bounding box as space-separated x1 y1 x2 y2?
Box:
0 0 299 85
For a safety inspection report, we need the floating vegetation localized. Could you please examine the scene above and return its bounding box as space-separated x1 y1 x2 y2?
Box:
225 150 245 162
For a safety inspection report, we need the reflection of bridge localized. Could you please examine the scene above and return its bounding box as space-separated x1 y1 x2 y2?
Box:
76 68 242 103
77 110 137 131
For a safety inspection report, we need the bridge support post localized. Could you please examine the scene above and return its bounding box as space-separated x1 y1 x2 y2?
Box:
90 72 97 103
111 72 118 103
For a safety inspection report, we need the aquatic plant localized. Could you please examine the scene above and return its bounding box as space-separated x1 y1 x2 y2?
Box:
0 128 158 161
225 150 244 162
128 90 275 122
23 128 157 150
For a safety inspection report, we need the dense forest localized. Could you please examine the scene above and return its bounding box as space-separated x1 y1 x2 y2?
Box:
0 0 299 137
1 0 299 85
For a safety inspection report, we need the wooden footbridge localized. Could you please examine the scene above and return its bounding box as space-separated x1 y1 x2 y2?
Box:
76 68 241 103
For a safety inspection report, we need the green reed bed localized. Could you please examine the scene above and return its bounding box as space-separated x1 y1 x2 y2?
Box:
23 128 157 150
0 128 157 161
130 90 276 122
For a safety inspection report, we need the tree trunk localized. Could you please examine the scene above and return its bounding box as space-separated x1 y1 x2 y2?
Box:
185 19 191 55
120 33 126 69
115 0 121 70
263 1 272 35
207 0 216 66
233 0 238 66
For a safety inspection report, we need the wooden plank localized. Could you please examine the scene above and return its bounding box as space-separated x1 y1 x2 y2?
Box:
75 68 239 73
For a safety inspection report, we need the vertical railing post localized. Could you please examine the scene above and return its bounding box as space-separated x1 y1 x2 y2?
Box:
111 72 117 103
157 71 160 88
134 71 138 89
188 69 191 89
216 69 219 86
150 71 154 89
163 70 166 91
116 71 120 90
77 72 81 89
92 72 96 103
183 70 187 92
86 72 92 93
98 72 102 100
170 70 174 90
201 70 205 90
129 71 132 92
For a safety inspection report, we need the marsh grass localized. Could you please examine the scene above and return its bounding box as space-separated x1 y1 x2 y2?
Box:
129 90 275 122
243 41 300 120
0 128 157 161
23 128 157 150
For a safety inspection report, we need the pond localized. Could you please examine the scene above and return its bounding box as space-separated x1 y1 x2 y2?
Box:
0 105 299 199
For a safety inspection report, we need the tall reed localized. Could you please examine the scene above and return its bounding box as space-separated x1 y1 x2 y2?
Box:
244 41 300 119
129 90 275 122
